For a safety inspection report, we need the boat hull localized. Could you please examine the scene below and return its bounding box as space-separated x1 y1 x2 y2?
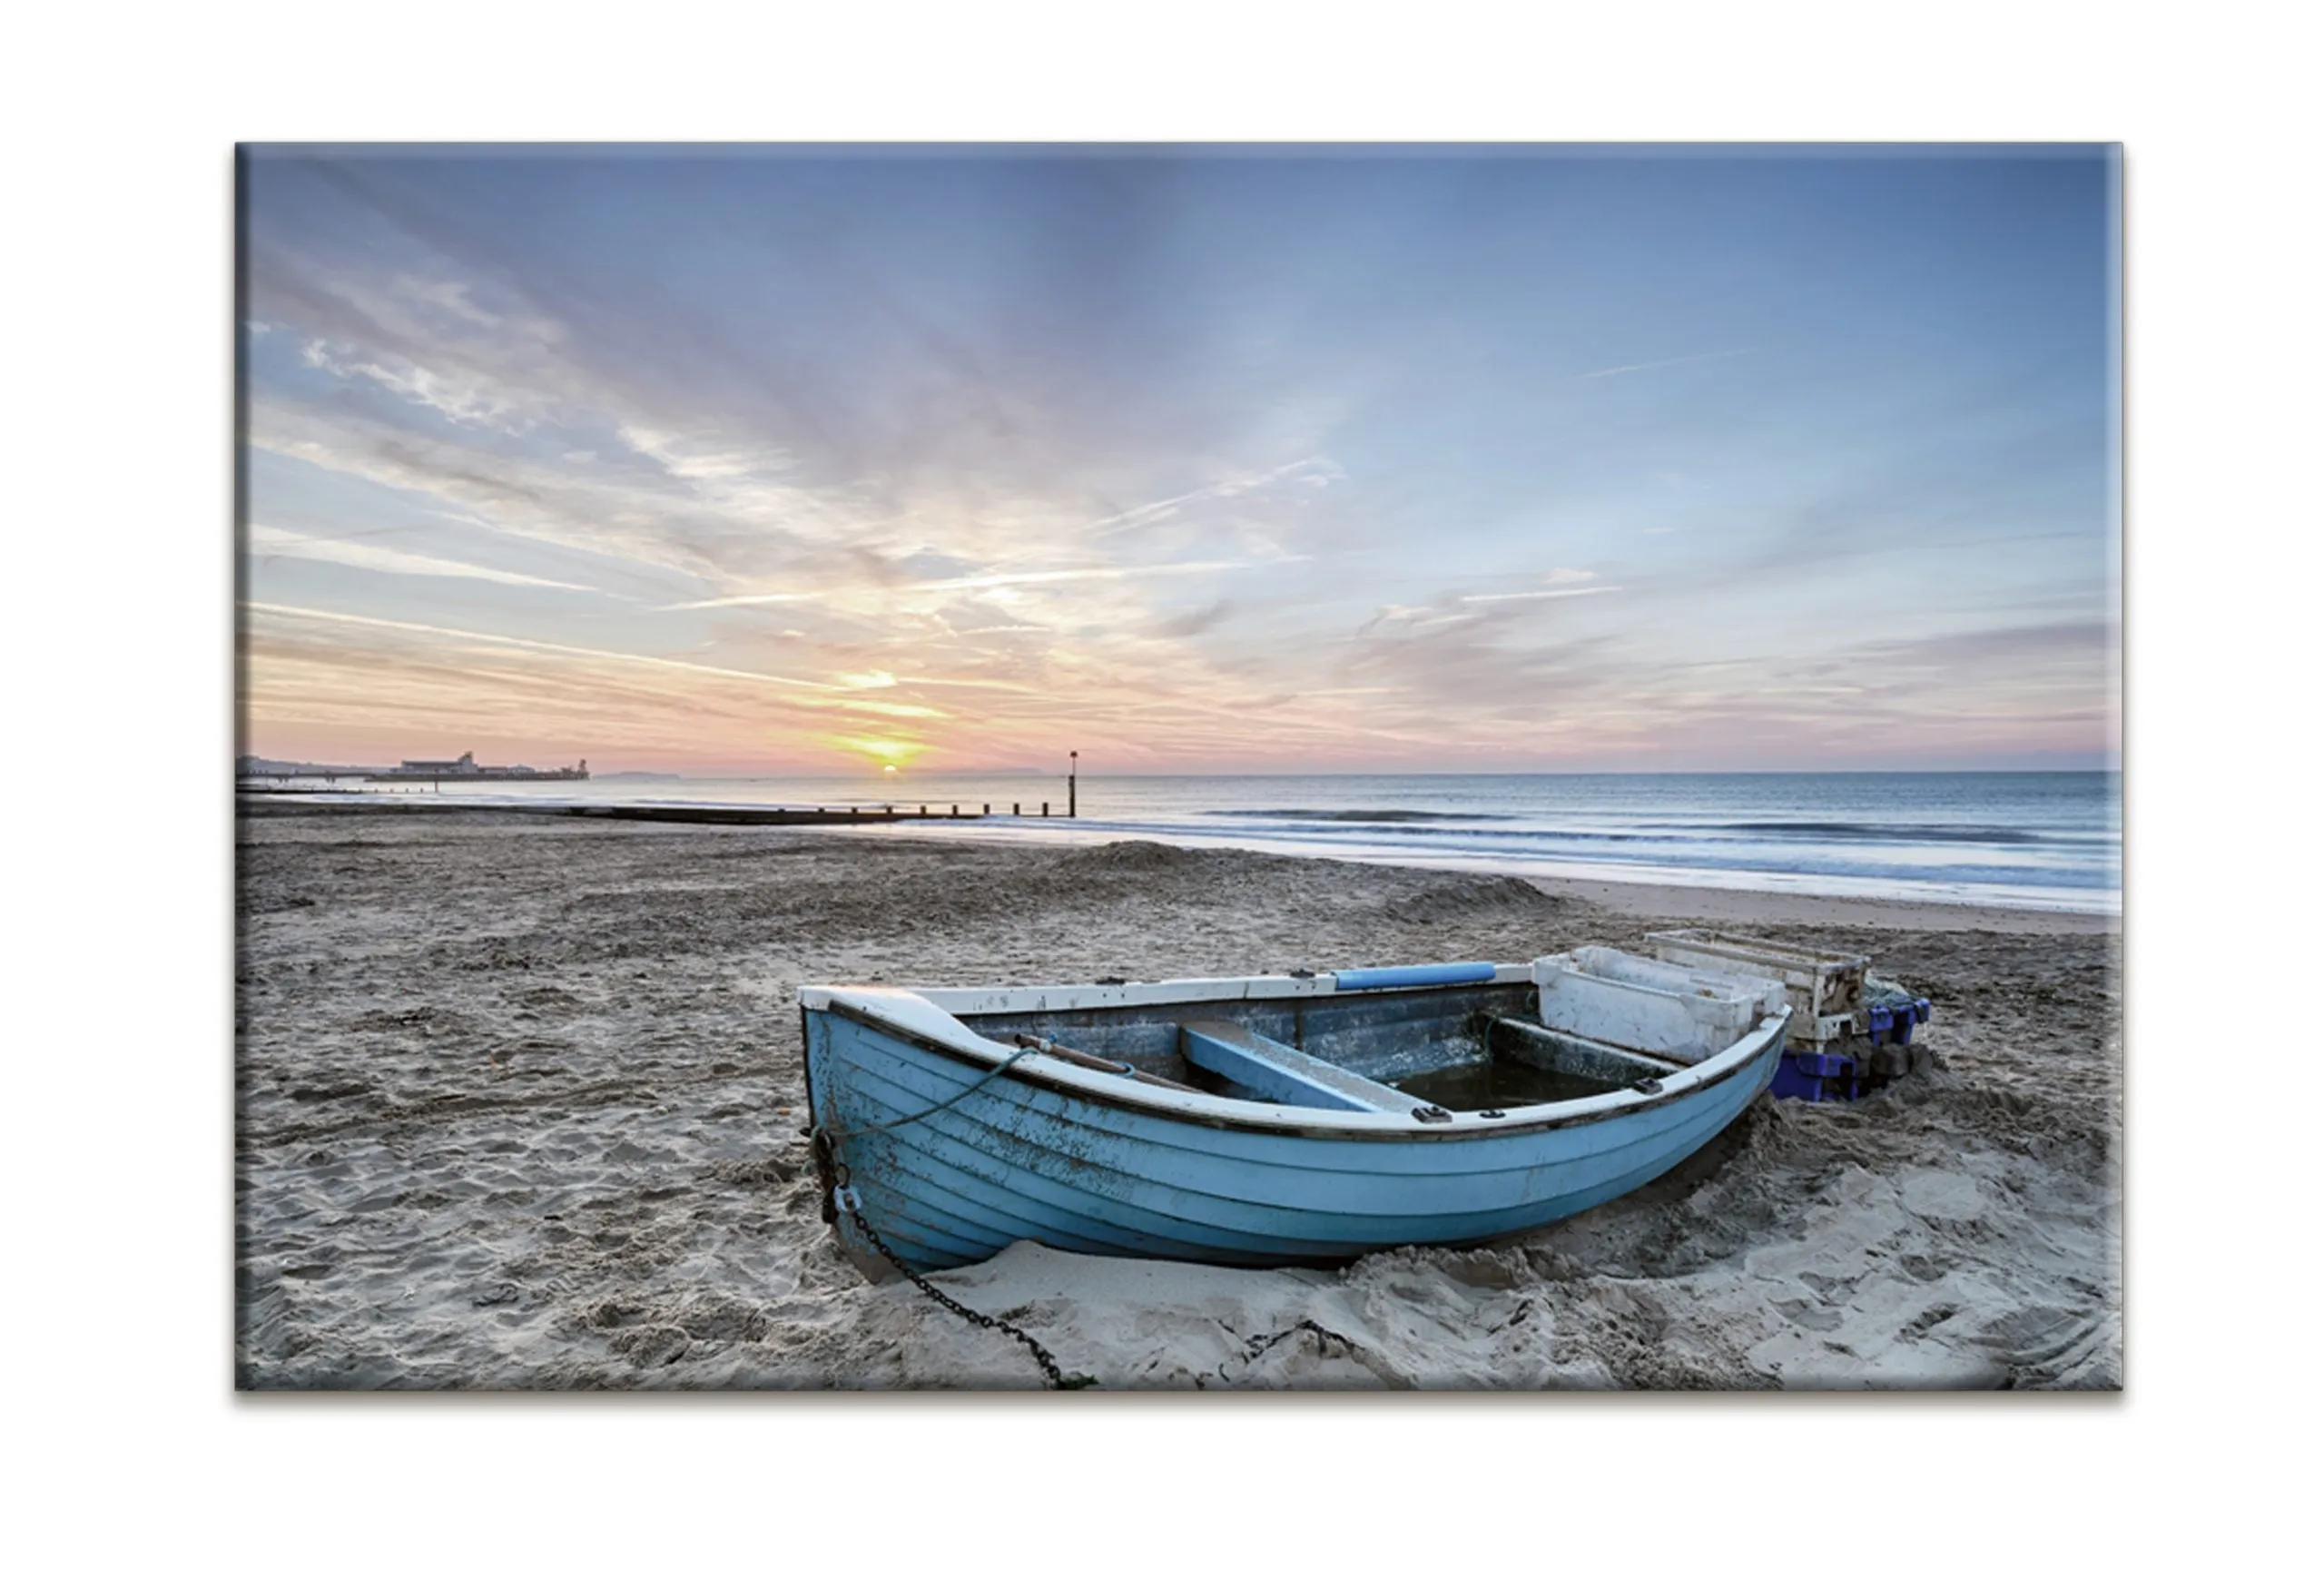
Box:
803 994 1785 1272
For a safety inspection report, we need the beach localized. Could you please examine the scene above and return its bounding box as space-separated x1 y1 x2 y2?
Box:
236 801 2122 1390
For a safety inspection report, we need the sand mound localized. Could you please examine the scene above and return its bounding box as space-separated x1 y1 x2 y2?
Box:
1384 875 1563 923
1053 839 1204 873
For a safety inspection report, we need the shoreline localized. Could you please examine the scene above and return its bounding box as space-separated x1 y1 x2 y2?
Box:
234 795 2120 935
1517 871 2118 936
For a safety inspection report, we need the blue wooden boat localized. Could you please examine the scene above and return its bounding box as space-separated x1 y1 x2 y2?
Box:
802 956 1790 1274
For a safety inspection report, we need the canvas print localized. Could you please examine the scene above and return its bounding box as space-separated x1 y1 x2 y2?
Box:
235 144 2122 1390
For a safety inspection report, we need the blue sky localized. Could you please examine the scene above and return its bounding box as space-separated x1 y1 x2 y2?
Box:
241 145 2118 773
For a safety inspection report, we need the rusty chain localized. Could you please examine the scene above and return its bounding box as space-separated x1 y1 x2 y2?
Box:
811 1121 1095 1391
844 1203 1096 1390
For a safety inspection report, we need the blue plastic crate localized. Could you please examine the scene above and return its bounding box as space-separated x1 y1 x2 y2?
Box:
1864 996 1933 1045
1772 1051 1860 1103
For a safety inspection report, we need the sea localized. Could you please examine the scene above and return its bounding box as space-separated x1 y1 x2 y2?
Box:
266 770 2122 916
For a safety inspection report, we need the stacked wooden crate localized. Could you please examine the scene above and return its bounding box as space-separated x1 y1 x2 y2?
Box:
1644 931 1935 1101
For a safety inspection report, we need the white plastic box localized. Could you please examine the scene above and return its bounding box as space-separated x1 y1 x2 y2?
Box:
1533 946 1786 1065
1643 930 1870 1045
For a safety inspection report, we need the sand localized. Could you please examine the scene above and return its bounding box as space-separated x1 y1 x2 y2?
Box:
235 802 2122 1390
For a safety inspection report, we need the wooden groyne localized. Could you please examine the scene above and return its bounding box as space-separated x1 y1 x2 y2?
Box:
552 803 991 826
238 772 371 785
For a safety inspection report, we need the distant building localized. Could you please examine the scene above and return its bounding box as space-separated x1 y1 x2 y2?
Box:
396 752 481 775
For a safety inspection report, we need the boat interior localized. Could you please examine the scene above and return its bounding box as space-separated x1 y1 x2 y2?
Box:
958 977 1688 1114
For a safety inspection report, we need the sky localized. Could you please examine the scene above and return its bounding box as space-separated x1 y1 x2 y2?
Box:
240 145 2119 775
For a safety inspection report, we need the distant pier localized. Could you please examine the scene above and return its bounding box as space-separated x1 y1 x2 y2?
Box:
362 750 589 783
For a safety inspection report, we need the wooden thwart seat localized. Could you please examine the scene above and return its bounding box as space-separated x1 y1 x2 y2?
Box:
1179 1018 1433 1114
1485 1014 1680 1080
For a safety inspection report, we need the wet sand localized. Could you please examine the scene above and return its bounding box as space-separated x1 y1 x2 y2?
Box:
235 802 2122 1389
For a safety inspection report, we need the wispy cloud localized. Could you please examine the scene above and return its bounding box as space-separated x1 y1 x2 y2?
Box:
1086 459 1343 538
1153 598 1237 638
1458 587 1621 605
1357 604 1484 634
246 602 945 718
1458 567 1615 605
300 340 530 434
655 558 1284 614
1578 346 1758 380
248 525 606 594
657 590 821 611
899 558 1285 596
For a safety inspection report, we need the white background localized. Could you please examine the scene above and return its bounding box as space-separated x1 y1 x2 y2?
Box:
4 1 2306 1561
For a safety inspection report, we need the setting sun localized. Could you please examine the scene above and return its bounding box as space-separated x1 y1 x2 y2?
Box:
829 734 928 769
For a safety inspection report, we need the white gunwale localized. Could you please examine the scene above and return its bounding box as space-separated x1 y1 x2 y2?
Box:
802 980 1788 1144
